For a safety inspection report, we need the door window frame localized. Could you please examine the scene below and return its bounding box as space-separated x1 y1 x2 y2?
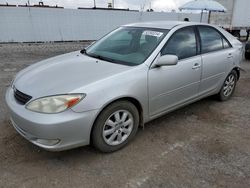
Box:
160 26 200 61
196 25 233 55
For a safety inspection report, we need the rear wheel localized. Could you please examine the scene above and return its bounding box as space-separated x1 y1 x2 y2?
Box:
218 70 237 101
245 52 250 60
245 42 250 60
92 101 139 152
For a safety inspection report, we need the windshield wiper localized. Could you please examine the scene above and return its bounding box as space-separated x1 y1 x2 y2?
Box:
80 49 103 60
86 53 116 63
80 49 104 61
81 50 129 65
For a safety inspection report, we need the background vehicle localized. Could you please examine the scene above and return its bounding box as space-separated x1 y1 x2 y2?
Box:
210 0 250 40
245 41 250 60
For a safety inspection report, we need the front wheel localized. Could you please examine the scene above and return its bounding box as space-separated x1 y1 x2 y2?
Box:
218 70 238 101
91 101 139 152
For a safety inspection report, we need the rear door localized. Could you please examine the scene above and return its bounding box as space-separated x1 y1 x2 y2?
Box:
197 26 234 95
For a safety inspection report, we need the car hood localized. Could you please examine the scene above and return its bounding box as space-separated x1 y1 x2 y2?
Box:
14 51 133 98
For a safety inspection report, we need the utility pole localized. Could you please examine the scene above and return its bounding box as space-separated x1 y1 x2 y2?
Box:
94 0 96 8
112 0 114 8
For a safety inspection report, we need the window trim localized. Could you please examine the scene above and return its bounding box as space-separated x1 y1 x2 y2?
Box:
196 25 232 55
160 26 199 61
222 37 231 49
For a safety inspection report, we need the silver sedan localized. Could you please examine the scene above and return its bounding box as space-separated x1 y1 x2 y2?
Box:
6 21 243 152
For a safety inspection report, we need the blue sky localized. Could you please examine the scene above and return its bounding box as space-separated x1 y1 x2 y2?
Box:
0 0 191 11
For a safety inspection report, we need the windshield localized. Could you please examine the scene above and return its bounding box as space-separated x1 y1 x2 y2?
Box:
86 27 169 66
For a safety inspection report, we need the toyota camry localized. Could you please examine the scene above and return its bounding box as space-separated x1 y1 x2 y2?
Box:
6 21 243 152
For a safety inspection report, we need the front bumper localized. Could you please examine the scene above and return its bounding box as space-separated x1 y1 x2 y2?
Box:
5 87 99 151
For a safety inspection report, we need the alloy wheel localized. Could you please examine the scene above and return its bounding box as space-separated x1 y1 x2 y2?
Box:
102 110 134 146
223 74 236 97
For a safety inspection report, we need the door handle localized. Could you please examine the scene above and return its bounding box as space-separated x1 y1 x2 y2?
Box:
227 53 233 58
192 63 201 69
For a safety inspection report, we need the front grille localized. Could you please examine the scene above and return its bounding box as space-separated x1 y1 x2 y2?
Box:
14 88 32 105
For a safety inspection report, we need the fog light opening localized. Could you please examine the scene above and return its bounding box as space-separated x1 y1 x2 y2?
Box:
35 138 60 146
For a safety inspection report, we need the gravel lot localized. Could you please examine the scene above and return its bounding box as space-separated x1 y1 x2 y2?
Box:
0 42 250 188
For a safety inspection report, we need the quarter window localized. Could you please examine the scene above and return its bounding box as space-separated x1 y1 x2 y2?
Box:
198 26 224 53
222 38 231 49
161 27 197 60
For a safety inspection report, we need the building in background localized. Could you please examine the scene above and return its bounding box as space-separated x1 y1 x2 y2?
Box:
0 5 208 43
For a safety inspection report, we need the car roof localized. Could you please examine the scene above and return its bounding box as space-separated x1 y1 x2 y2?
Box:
124 21 240 47
124 21 208 30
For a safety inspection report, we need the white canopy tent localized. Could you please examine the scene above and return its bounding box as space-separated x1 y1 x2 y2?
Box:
179 0 227 23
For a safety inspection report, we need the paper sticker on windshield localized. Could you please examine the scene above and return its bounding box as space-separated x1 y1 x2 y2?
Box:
142 30 163 38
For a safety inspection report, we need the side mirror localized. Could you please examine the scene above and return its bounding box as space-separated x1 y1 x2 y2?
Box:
153 55 178 68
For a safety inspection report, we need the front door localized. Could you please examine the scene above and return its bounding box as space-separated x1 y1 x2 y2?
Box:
148 26 202 117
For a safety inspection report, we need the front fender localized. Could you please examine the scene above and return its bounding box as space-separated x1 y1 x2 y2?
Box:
71 64 149 121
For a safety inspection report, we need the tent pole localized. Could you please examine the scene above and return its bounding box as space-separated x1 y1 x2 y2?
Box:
208 11 211 23
200 10 203 22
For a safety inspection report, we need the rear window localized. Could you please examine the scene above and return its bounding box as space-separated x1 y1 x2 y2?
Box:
198 26 224 53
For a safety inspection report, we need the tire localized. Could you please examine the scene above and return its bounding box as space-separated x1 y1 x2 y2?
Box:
218 70 238 101
245 42 250 60
245 52 250 60
92 101 139 153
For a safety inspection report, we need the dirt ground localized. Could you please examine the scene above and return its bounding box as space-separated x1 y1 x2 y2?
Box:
0 42 250 188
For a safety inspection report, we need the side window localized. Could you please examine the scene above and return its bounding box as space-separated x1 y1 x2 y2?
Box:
162 27 197 60
198 26 224 53
222 38 231 49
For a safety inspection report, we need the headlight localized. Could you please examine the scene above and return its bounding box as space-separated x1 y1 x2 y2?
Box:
26 94 85 114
